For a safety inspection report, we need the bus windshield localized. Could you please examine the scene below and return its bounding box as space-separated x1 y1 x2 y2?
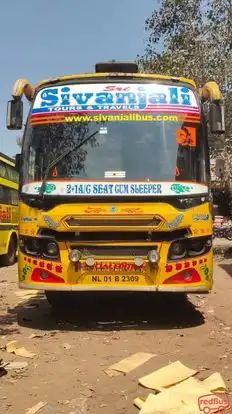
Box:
21 82 207 189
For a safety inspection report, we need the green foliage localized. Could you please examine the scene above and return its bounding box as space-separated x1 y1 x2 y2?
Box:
139 0 232 177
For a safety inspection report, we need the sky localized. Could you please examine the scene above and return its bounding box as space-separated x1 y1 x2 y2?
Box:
0 0 157 158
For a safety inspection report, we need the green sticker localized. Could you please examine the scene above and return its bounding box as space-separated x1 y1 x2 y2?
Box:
20 264 32 282
200 264 210 281
170 183 193 194
34 183 56 194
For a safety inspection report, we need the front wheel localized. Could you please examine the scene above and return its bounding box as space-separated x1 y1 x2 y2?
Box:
0 235 17 267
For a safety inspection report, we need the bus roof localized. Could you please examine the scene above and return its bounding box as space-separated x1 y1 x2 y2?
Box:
36 72 197 90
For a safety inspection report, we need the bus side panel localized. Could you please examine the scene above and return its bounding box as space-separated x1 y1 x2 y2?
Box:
0 204 18 256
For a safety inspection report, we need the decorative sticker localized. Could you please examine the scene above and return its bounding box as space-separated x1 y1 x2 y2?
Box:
193 214 209 221
34 183 56 194
200 264 210 281
84 207 106 214
99 126 108 134
20 217 37 223
43 215 60 229
19 264 32 282
165 257 207 273
52 167 58 177
166 214 184 229
120 207 144 214
80 262 146 272
170 183 194 194
22 181 207 197
104 171 126 178
0 206 11 223
23 256 63 273
31 83 200 120
176 127 196 147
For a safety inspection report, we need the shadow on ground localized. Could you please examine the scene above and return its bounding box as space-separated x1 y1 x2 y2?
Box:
7 292 205 332
0 313 20 336
0 257 18 269
219 263 232 278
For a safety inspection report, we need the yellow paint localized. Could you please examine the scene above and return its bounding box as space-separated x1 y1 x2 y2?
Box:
12 72 197 101
0 153 19 258
13 72 215 293
199 81 223 101
37 72 197 89
18 199 213 293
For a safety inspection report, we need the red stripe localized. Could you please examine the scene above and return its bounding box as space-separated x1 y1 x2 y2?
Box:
31 111 200 118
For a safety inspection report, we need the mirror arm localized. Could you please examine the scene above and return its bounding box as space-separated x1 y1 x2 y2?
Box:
199 81 223 102
12 79 35 102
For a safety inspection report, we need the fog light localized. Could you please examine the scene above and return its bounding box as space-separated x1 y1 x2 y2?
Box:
46 242 59 256
86 257 95 267
40 271 49 279
183 272 192 281
69 249 82 263
147 250 160 264
134 257 145 267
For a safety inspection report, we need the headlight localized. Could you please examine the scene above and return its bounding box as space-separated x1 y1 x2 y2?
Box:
86 256 95 267
147 250 160 264
169 242 186 260
188 240 205 256
44 241 59 257
69 249 82 263
24 238 41 255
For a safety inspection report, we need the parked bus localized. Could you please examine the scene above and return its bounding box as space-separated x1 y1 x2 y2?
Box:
6 61 224 306
0 152 19 266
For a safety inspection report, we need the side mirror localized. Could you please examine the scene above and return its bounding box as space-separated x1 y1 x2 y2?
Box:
15 153 22 173
6 99 23 130
209 101 225 134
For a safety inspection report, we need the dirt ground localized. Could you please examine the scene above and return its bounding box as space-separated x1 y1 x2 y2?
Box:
0 256 232 413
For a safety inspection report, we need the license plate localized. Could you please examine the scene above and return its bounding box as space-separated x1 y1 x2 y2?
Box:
79 274 151 285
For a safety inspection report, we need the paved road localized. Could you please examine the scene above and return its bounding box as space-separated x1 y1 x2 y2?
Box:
0 261 232 413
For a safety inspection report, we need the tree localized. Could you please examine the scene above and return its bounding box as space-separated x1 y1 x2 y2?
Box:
16 136 23 148
139 0 232 179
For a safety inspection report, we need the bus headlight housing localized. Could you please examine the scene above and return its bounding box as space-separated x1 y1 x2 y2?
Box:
168 237 212 261
20 236 60 260
169 242 186 260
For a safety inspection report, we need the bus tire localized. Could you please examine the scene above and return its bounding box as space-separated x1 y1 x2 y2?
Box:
1 234 17 267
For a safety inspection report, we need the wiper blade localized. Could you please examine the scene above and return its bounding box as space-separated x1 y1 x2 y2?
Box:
37 130 99 201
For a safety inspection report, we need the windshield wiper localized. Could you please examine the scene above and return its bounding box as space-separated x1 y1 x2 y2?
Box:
35 130 99 202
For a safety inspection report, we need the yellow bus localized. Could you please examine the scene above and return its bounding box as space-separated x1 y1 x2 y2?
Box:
6 61 224 306
0 152 19 266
